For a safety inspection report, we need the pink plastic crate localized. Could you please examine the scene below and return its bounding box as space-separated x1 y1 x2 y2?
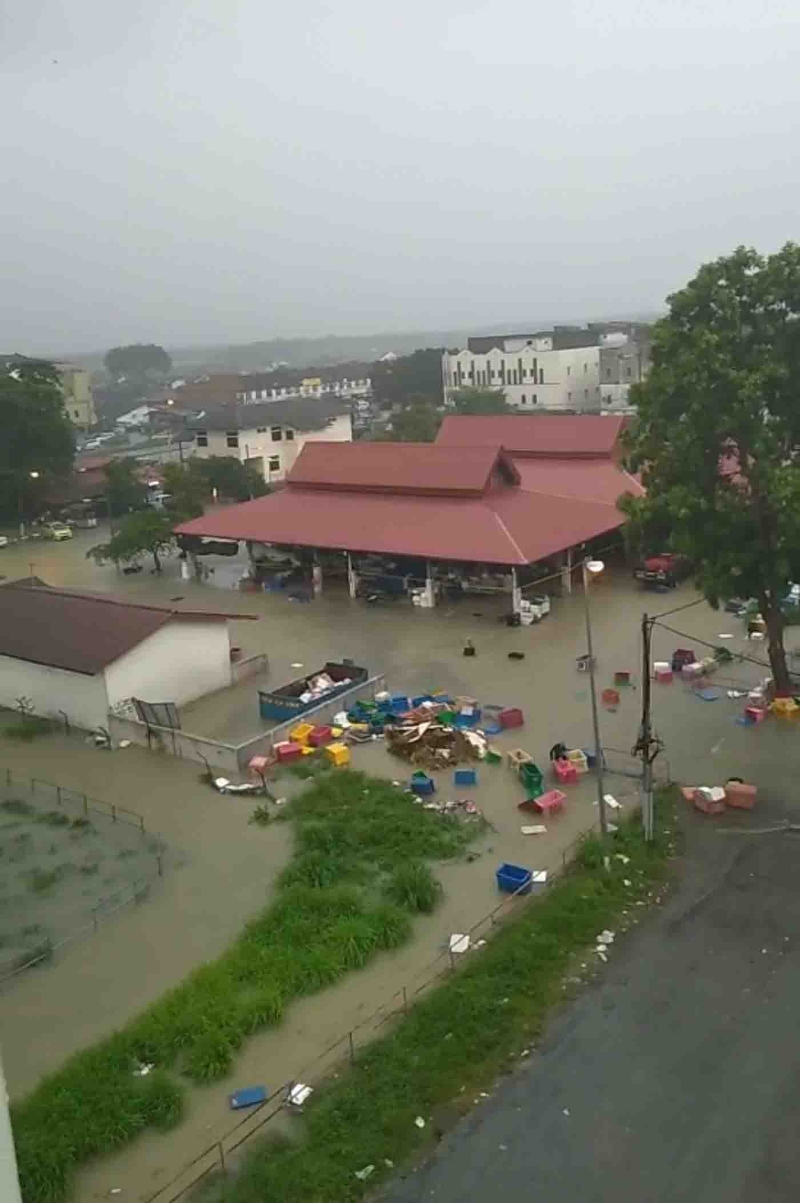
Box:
553 759 578 785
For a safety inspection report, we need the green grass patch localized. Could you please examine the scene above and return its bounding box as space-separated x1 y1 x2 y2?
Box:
197 790 679 1203
12 770 481 1203
0 799 34 817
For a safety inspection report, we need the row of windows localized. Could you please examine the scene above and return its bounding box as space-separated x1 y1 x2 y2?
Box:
195 427 295 449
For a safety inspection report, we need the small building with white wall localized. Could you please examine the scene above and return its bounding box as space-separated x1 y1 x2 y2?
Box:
0 581 255 732
187 396 353 485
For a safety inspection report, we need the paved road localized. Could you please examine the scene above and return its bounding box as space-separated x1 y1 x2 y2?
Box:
383 809 800 1203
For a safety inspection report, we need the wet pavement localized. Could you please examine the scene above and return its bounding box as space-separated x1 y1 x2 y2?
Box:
382 805 800 1203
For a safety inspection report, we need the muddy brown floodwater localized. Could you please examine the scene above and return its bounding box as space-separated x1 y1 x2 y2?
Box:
1 532 798 1202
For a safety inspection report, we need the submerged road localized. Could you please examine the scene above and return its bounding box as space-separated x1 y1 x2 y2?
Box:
383 813 800 1203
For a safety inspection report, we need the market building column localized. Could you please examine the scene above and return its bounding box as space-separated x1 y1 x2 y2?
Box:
424 561 436 607
561 547 573 595
511 566 523 614
346 552 358 599
312 558 323 598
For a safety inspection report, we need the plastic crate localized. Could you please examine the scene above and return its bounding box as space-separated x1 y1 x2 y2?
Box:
499 707 524 729
496 862 533 895
454 768 477 786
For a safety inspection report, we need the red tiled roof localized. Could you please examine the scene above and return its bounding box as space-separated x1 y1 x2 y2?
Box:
288 441 519 494
174 463 637 566
0 582 254 675
436 414 628 457
512 458 644 504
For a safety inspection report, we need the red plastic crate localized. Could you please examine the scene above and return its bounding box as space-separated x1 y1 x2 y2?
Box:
553 759 578 785
499 707 524 729
275 740 303 763
308 725 333 747
724 781 757 809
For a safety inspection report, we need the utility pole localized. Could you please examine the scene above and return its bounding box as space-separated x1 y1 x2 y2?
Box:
633 612 662 841
0 1045 23 1203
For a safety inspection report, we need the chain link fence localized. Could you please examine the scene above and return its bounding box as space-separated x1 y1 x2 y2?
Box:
0 767 167 989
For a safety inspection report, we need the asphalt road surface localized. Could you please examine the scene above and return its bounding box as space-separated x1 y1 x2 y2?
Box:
383 808 800 1203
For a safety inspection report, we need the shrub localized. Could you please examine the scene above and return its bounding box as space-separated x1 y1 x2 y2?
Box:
384 862 443 913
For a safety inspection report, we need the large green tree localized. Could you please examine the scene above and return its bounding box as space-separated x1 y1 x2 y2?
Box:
622 242 800 691
104 457 149 516
450 387 509 414
87 509 175 573
191 456 269 501
0 359 74 523
381 395 442 442
371 348 443 408
104 344 172 381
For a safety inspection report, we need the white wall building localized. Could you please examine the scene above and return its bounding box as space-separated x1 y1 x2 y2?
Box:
189 397 353 484
0 581 254 732
442 328 648 413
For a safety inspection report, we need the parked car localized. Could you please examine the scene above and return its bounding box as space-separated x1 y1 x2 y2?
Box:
0 535 9 549
41 522 73 541
633 552 692 588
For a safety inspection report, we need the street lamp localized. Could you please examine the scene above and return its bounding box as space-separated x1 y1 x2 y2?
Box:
581 557 609 848
18 472 40 539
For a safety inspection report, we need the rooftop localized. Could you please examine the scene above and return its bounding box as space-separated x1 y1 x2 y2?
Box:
288 441 519 495
436 414 628 458
0 582 255 676
184 395 350 433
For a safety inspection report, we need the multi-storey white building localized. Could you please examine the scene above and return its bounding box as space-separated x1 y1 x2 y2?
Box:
442 326 648 413
187 397 352 484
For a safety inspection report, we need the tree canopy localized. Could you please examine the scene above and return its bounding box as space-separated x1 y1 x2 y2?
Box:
87 509 175 573
190 456 269 502
104 344 172 381
371 348 443 408
622 242 800 690
450 387 509 415
0 359 74 521
104 458 149 517
381 395 442 442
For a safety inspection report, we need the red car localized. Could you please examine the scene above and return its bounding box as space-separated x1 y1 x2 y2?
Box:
633 553 692 587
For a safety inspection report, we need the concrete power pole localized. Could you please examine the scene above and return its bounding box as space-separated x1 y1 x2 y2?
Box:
0 1046 22 1203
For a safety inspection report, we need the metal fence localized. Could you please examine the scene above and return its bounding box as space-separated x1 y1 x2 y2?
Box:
0 767 166 990
140 781 648 1203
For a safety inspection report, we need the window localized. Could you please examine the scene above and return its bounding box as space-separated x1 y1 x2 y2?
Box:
226 430 239 448
196 429 208 447
521 394 526 405
285 428 295 441
271 426 283 441
256 426 266 433
583 362 588 373
566 366 571 376
269 455 280 472
531 394 537 405
74 408 80 418
584 389 589 399
539 369 544 384
568 391 572 402
625 366 632 378
606 367 612 380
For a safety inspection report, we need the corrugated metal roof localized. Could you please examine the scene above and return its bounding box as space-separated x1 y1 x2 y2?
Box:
436 414 628 457
0 583 253 675
512 458 644 504
174 457 636 566
288 441 519 495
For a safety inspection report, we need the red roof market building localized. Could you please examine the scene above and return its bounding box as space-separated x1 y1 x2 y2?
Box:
174 416 643 606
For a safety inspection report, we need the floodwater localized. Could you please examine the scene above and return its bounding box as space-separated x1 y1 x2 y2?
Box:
2 532 799 1201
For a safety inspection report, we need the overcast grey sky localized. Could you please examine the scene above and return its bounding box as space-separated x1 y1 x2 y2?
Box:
2 0 799 354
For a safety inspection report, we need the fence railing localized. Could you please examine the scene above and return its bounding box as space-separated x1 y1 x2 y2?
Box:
0 768 166 990
108 673 389 775
140 777 647 1203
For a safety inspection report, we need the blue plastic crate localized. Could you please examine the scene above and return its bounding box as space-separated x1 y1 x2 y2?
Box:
410 772 435 796
390 695 410 713
229 1085 267 1110
454 768 477 786
496 863 532 896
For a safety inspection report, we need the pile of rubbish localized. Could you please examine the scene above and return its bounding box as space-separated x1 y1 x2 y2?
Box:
298 670 352 706
385 703 489 769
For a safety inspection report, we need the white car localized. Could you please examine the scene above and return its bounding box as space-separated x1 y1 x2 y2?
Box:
0 535 9 549
528 593 551 620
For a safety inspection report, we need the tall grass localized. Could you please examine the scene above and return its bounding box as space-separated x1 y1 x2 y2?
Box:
13 771 478 1203
200 791 679 1203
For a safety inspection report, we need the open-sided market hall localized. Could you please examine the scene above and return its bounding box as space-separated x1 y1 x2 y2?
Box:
174 415 644 611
